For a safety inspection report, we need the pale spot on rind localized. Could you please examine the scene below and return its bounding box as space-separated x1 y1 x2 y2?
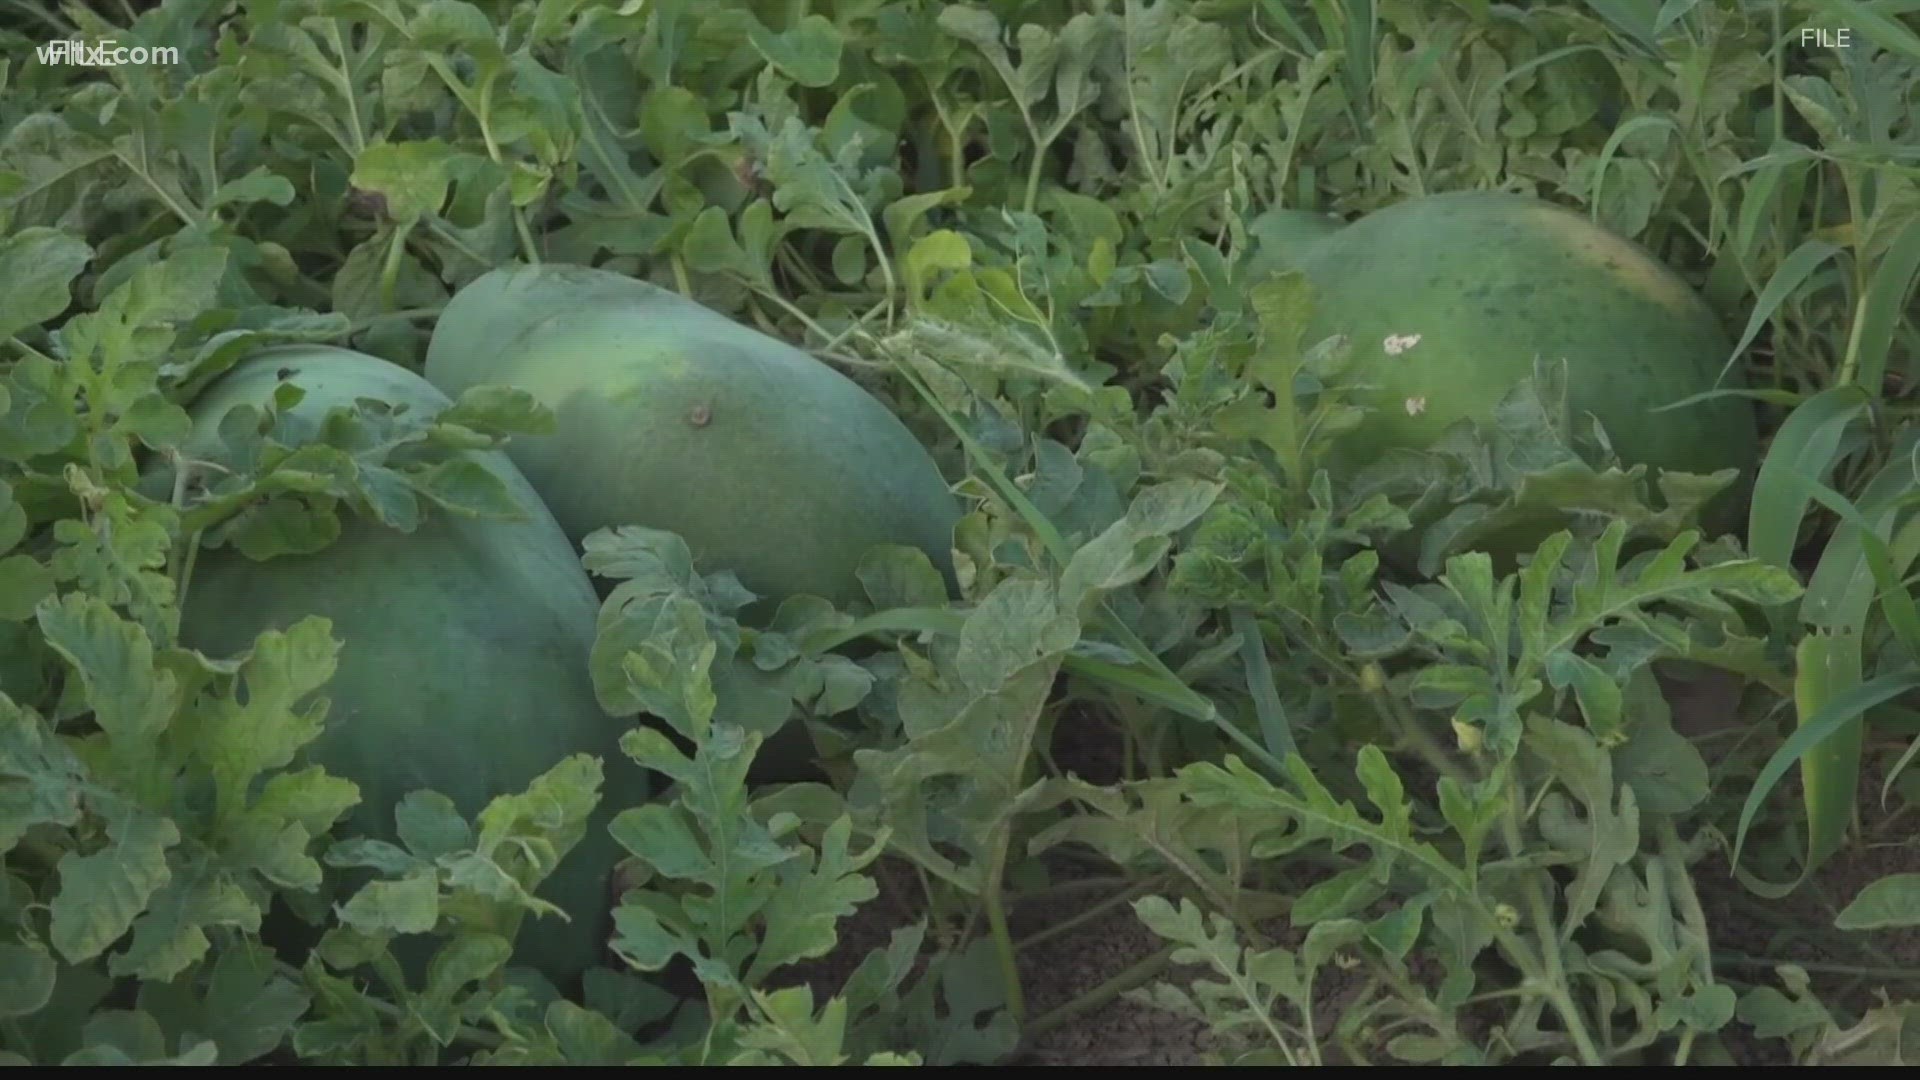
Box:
1405 397 1427 416
1384 333 1423 356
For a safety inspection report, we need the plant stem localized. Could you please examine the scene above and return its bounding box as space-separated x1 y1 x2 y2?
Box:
378 223 412 311
984 826 1026 1023
1013 876 1169 953
1019 944 1179 1042
1712 953 1920 981
1013 873 1159 901
1022 140 1050 217
424 219 493 270
1498 770 1604 1065
1674 1029 1696 1065
322 20 369 154
1659 820 1718 988
512 210 541 266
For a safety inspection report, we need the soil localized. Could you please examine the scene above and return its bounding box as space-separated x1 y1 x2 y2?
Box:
779 667 1920 1066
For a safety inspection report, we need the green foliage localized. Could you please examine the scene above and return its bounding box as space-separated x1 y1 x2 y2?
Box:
6 0 1920 1067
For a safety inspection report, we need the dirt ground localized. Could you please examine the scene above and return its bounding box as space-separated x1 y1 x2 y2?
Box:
779 668 1920 1066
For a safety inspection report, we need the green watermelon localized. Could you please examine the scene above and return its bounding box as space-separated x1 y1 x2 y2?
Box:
161 346 644 992
1294 191 1760 535
423 264 961 610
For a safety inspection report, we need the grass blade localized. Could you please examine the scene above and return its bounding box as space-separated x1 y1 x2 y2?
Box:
1719 239 1845 384
1231 606 1297 761
1845 216 1920 392
1733 651 1920 896
1801 449 1920 657
1746 385 1870 571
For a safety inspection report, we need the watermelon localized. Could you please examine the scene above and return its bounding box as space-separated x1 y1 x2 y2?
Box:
1294 191 1760 535
422 264 961 610
160 346 644 992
